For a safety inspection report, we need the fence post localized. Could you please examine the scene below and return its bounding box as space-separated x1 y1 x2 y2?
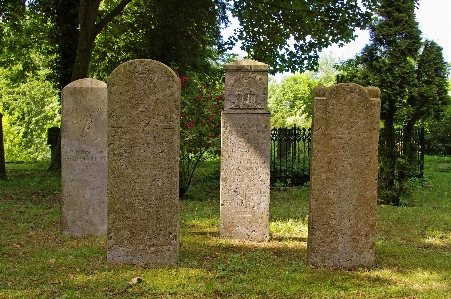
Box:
0 113 6 179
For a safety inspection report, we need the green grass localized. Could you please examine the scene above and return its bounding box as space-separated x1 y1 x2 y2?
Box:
1 156 451 298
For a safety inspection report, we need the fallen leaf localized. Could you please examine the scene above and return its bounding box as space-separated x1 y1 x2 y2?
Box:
68 274 74 279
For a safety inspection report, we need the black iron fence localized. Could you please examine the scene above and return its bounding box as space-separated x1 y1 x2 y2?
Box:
270 126 311 186
394 125 425 178
270 125 425 186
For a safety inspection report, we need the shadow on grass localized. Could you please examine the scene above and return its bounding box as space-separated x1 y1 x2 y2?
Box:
2 159 451 298
2 206 451 298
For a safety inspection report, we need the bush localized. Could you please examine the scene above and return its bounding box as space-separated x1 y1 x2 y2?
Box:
176 69 224 197
0 63 61 162
425 105 451 156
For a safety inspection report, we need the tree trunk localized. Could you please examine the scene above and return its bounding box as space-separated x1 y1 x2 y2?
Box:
48 0 132 172
71 0 133 80
379 100 399 206
71 0 102 81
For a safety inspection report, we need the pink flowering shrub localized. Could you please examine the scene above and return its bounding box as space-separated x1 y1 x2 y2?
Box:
175 69 224 196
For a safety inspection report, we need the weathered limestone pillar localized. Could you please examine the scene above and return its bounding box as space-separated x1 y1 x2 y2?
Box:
307 83 381 268
220 59 270 242
107 59 180 264
61 78 107 236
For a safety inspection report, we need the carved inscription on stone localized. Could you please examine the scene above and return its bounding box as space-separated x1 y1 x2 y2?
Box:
60 78 107 236
224 59 269 111
307 83 381 269
107 59 180 264
62 149 106 163
226 74 266 109
220 59 270 242
220 114 270 241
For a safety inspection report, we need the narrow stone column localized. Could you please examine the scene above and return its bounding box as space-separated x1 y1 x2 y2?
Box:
107 59 180 264
220 59 270 242
307 83 381 268
61 78 107 236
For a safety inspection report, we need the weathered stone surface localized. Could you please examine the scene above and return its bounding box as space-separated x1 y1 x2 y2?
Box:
107 59 180 264
307 83 381 268
220 59 270 242
61 78 107 236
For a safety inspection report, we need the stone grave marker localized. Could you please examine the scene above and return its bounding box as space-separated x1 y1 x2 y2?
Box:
61 78 107 236
220 59 271 242
47 126 60 165
307 83 381 268
107 59 180 264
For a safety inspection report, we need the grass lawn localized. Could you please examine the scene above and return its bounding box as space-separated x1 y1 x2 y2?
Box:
0 156 450 298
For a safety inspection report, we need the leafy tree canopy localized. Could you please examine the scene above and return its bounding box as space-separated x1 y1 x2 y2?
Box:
2 0 375 81
91 0 229 80
232 0 372 74
269 54 337 128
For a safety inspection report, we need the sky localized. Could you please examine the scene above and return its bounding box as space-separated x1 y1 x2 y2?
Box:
224 0 451 74
327 0 451 62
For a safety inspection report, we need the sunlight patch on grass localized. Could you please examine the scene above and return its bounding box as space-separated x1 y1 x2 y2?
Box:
366 268 451 296
2 158 451 298
423 229 451 248
270 219 308 241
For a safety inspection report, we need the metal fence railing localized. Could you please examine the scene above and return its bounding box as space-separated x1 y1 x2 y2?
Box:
270 126 311 186
270 125 425 186
394 125 425 178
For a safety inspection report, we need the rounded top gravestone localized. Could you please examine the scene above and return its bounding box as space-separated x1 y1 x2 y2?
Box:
60 78 107 236
107 59 181 265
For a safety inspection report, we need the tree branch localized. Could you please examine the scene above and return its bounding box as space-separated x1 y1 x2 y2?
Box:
95 0 133 36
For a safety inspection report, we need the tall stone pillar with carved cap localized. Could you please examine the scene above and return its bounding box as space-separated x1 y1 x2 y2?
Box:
220 59 270 242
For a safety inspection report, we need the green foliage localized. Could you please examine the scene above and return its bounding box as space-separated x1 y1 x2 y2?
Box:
91 0 229 80
268 54 337 128
0 58 60 162
0 1 52 78
269 73 316 128
336 0 450 205
182 159 220 201
4 0 377 87
413 41 450 121
425 104 451 156
39 0 79 90
232 0 372 74
0 0 61 162
178 69 224 197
